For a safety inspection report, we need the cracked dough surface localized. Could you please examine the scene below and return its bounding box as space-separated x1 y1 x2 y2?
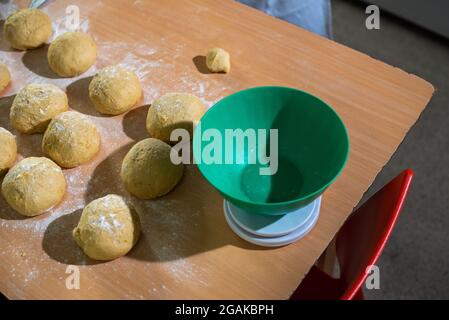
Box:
146 92 205 143
10 83 68 134
1 157 66 217
89 65 142 115
73 194 141 261
42 111 101 168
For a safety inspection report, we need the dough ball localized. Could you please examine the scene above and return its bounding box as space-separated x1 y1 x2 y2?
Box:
206 48 230 73
1 157 66 217
0 127 17 175
73 194 141 261
88 65 142 115
42 111 101 168
3 9 52 50
121 138 183 199
47 31 97 77
146 93 205 143
0 62 11 93
10 83 68 134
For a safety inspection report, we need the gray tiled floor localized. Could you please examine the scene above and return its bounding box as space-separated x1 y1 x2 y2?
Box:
332 0 449 299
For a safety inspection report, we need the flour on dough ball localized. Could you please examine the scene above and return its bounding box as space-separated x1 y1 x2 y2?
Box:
206 48 230 73
146 93 205 143
89 65 142 115
0 62 11 93
73 194 141 261
3 8 52 50
47 32 97 77
121 138 184 199
1 157 66 217
0 127 17 175
10 84 68 134
42 111 101 168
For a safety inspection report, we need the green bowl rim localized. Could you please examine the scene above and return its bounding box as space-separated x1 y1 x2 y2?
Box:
193 86 350 208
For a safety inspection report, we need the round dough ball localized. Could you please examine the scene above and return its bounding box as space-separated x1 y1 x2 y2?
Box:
0 127 17 175
0 62 11 93
42 111 101 168
3 9 52 50
121 138 183 199
146 93 205 143
73 194 141 261
10 84 69 134
89 65 142 115
47 31 97 77
1 157 66 217
206 48 230 73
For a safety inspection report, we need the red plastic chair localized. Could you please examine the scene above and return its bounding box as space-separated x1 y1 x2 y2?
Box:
290 169 414 300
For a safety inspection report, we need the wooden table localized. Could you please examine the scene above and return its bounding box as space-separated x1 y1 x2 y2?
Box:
0 0 434 299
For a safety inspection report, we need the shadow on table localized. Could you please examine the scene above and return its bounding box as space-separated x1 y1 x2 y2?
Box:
129 162 266 262
22 44 62 79
122 104 150 141
66 76 108 117
80 143 264 264
0 20 15 53
192 55 211 74
42 209 104 265
0 95 15 131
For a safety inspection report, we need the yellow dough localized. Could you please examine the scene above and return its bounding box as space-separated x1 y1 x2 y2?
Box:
47 32 97 77
89 65 142 115
206 48 231 73
0 62 11 93
3 8 52 50
146 93 205 143
42 111 101 168
10 84 68 134
1 157 66 217
121 138 184 199
73 194 141 261
0 127 17 176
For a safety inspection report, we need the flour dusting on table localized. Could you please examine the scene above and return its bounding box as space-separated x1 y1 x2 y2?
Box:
0 3 235 298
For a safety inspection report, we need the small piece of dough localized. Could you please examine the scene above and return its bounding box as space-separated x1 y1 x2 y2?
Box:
146 92 205 143
47 32 97 77
42 111 101 168
10 83 68 134
73 194 141 261
1 157 66 217
3 8 52 50
88 65 142 115
206 48 231 73
0 62 11 93
121 138 184 199
0 127 17 175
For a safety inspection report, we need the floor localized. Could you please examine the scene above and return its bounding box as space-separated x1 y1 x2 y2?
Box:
332 0 449 299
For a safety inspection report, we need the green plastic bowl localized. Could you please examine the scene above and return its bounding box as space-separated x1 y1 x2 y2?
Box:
193 86 349 215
